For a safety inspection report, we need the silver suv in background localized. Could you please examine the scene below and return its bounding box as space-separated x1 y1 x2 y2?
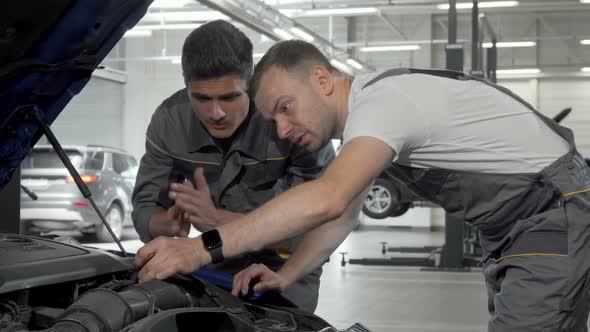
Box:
20 145 138 242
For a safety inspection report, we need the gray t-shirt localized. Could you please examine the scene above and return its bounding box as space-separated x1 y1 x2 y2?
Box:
343 71 569 173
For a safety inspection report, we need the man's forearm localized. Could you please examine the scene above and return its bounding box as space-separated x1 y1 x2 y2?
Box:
217 210 293 252
277 219 353 286
275 187 367 285
216 177 347 263
214 209 244 227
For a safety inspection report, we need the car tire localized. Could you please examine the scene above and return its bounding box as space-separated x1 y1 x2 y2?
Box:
362 178 405 219
96 204 124 242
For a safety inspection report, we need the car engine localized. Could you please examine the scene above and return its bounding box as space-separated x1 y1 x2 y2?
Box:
0 234 336 332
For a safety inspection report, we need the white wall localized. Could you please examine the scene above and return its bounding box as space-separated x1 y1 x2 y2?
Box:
498 79 539 109
539 78 590 155
51 76 124 148
121 37 185 161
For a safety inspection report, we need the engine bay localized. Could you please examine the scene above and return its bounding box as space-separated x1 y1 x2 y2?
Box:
0 234 335 332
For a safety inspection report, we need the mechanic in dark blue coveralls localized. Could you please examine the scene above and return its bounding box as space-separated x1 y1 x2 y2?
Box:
136 40 590 331
131 22 335 313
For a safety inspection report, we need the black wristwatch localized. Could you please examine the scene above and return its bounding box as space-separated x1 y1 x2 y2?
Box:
201 229 224 264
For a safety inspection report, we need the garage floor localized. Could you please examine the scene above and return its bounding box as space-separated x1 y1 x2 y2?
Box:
315 225 487 332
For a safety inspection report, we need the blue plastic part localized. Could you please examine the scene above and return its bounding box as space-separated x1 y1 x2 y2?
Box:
192 268 262 299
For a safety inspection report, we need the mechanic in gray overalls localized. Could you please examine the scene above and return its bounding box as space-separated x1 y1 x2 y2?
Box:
135 40 590 331
131 23 335 313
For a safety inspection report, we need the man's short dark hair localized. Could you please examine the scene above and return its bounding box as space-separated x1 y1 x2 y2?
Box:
182 20 253 83
250 40 337 98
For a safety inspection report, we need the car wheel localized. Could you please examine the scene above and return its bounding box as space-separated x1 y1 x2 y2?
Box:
96 204 123 242
362 178 403 219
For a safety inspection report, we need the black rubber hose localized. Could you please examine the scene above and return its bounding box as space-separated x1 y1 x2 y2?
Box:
25 280 192 332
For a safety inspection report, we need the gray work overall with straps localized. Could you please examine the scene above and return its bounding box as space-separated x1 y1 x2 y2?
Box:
363 68 590 331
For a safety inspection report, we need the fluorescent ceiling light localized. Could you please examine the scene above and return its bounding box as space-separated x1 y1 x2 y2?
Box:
132 23 201 31
142 11 228 22
496 68 541 75
581 39 590 45
273 28 294 40
346 59 363 70
478 1 519 8
279 9 303 17
582 67 590 72
290 27 315 42
438 1 519 10
299 7 378 16
149 0 193 9
581 0 590 3
171 58 181 64
124 30 153 38
253 53 265 58
360 45 421 52
223 0 241 6
330 59 353 76
482 41 536 48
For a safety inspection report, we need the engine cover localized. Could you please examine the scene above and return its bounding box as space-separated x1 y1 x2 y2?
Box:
0 233 134 294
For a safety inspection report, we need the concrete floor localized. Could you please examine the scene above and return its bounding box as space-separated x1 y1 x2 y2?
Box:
315 225 488 332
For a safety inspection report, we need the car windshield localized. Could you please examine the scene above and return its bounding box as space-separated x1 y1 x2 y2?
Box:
21 149 83 169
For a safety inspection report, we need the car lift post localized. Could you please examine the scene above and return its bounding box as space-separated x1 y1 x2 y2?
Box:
436 213 466 269
432 0 467 270
445 0 463 73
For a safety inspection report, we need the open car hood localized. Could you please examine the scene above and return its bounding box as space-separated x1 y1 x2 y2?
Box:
0 0 152 189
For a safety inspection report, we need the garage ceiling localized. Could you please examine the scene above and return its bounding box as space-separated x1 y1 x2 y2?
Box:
115 0 590 75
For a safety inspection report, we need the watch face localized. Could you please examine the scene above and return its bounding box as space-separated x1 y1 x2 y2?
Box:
202 229 222 249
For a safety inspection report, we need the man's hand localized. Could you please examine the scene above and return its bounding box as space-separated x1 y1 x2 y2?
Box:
169 168 219 232
135 236 210 282
231 264 291 297
148 207 190 238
